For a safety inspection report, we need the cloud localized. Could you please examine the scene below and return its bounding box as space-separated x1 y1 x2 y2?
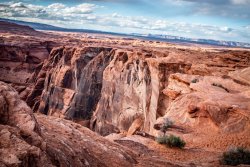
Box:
0 2 98 20
0 1 249 43
231 0 250 5
173 0 250 19
9 2 27 8
176 0 229 5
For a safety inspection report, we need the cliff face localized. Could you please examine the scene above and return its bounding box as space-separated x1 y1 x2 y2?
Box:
0 45 49 85
25 44 250 137
1 21 250 166
30 46 192 135
90 50 192 135
0 81 138 167
31 47 113 119
1 21 250 167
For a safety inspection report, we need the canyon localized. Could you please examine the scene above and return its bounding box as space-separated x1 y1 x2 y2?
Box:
0 21 250 167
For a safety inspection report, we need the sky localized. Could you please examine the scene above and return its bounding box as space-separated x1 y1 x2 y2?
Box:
0 0 250 43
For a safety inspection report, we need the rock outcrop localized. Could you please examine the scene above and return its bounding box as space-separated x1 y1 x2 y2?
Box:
91 49 250 136
0 21 63 101
155 72 250 133
1 21 250 166
0 81 138 167
24 44 250 137
31 46 113 119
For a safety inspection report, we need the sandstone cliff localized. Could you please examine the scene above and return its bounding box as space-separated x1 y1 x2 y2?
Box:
1 21 250 166
0 81 138 166
25 45 250 138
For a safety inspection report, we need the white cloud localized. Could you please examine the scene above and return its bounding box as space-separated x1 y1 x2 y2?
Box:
0 1 250 43
62 4 97 14
220 26 232 32
10 2 26 8
231 0 250 5
0 2 98 20
48 3 65 9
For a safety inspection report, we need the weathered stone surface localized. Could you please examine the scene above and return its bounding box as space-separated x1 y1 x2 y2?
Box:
155 72 250 134
0 81 37 132
0 81 138 167
229 67 250 85
1 21 250 166
91 48 250 136
34 47 113 120
91 50 155 135
127 116 144 136
22 43 250 138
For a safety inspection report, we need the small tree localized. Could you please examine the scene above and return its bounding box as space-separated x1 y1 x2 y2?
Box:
156 118 185 149
160 118 173 136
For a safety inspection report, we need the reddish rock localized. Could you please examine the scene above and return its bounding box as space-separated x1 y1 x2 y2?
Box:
0 81 138 167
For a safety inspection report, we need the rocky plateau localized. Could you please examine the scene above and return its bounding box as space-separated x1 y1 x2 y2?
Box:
0 21 250 167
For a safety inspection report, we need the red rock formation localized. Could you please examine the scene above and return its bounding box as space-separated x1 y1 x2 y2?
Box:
0 21 62 103
23 43 250 138
0 81 138 166
156 73 250 133
31 46 113 119
1 21 250 166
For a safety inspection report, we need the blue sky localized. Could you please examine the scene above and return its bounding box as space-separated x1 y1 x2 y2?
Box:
0 0 250 43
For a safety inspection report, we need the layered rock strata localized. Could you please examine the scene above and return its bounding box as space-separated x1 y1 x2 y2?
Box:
25 45 250 137
0 81 137 167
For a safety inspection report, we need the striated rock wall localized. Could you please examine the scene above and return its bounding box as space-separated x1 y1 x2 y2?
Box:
0 42 54 103
0 81 138 167
1 22 250 137
91 50 153 135
91 49 250 136
90 50 192 135
31 46 193 135
24 45 250 137
33 46 113 120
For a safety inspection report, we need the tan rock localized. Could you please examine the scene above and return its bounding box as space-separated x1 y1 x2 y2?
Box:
127 115 144 136
156 73 250 134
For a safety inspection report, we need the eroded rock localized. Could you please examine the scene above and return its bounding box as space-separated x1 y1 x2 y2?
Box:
156 73 250 133
0 81 138 167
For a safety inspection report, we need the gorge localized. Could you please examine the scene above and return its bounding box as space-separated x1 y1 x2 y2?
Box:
0 21 250 167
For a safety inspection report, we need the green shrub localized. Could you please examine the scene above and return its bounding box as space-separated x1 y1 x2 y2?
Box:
156 135 186 149
221 147 250 166
166 135 186 148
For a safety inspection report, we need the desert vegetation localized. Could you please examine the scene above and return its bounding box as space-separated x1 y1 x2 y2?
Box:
156 135 186 149
156 118 186 149
221 147 250 166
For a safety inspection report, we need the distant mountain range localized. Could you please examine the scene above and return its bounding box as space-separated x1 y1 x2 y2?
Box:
1 18 250 48
0 18 110 34
140 34 250 48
